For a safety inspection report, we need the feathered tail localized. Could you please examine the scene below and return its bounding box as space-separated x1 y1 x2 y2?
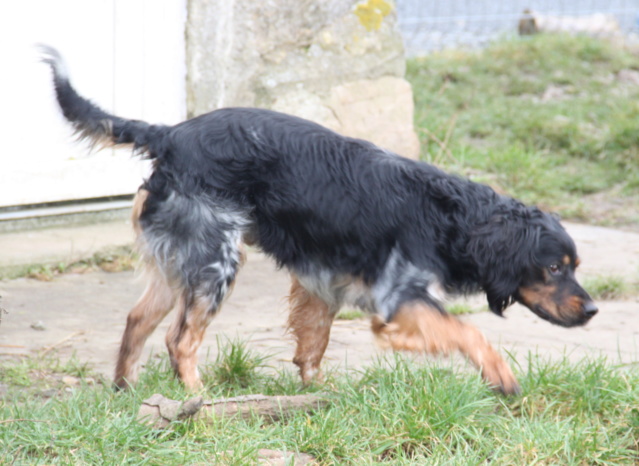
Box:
39 45 166 155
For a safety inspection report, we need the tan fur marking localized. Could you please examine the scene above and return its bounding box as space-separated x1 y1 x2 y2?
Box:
371 303 519 394
518 284 560 320
562 255 570 266
564 295 584 313
519 281 590 325
131 189 149 236
287 275 336 385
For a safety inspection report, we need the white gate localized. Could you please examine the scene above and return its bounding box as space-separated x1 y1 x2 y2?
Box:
0 0 186 207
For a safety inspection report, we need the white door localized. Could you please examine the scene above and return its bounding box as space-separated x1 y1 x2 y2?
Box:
0 0 186 207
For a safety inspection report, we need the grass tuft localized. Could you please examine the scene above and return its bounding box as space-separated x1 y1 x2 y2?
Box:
202 337 271 390
23 246 137 281
583 274 635 300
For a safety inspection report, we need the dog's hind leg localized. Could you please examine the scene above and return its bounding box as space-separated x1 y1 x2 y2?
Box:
372 303 520 395
164 243 245 390
114 266 175 389
288 275 336 385
114 190 176 389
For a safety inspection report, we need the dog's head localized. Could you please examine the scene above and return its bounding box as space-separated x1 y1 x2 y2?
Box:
469 204 597 327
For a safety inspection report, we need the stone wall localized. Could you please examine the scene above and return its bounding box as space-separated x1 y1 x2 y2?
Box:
186 0 420 159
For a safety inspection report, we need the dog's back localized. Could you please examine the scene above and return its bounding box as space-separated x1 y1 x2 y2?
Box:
41 47 439 281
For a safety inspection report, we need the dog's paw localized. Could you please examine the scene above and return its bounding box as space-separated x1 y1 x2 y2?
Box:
371 315 401 350
112 377 132 392
478 352 520 396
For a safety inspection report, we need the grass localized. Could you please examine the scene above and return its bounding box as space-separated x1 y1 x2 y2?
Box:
22 246 136 281
583 274 639 300
336 308 366 320
0 245 138 281
202 337 272 389
445 302 485 315
335 303 484 320
407 34 639 226
1 342 639 464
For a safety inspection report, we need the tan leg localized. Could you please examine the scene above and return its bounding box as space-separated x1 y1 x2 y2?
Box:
114 267 175 389
288 275 336 385
372 303 520 394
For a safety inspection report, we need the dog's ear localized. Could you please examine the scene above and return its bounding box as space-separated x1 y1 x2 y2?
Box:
468 207 541 316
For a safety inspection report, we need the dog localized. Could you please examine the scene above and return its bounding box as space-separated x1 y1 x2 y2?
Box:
41 46 597 394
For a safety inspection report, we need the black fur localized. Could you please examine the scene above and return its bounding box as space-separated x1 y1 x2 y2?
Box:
41 46 596 328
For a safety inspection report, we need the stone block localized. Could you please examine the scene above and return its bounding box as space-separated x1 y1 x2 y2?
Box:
186 0 419 158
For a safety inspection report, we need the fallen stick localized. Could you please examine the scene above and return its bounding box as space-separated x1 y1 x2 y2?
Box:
39 330 86 356
138 393 329 429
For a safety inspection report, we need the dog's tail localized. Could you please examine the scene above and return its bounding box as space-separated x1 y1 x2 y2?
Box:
39 45 166 155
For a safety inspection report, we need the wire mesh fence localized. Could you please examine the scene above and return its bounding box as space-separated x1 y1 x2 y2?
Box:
396 0 639 55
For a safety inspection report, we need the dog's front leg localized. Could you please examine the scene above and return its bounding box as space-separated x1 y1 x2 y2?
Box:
372 303 520 395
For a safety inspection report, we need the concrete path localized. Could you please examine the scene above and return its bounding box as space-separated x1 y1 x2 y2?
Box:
0 220 638 381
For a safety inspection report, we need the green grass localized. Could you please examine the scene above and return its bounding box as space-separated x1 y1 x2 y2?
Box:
202 337 272 389
2 342 639 464
335 304 483 320
583 274 639 300
5 245 137 281
336 308 367 320
407 34 639 226
336 304 484 320
445 302 485 315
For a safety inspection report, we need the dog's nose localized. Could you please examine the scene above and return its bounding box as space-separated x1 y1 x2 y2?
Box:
583 301 598 317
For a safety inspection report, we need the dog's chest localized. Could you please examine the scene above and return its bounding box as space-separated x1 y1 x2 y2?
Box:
295 269 376 314
293 248 445 319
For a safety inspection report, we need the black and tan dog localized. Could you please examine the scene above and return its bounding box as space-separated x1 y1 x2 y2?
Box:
41 47 597 394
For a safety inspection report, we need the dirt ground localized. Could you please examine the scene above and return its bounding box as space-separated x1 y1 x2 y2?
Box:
1 222 639 382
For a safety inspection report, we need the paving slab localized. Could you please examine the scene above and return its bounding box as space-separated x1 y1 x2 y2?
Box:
0 219 134 278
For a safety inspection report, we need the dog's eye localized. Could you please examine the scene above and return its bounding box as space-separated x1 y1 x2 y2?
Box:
548 263 561 275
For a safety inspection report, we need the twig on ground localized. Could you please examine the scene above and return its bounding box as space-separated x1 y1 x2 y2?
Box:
138 393 330 429
39 330 86 356
419 114 459 166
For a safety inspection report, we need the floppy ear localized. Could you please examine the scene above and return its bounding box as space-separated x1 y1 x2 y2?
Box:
467 207 541 316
